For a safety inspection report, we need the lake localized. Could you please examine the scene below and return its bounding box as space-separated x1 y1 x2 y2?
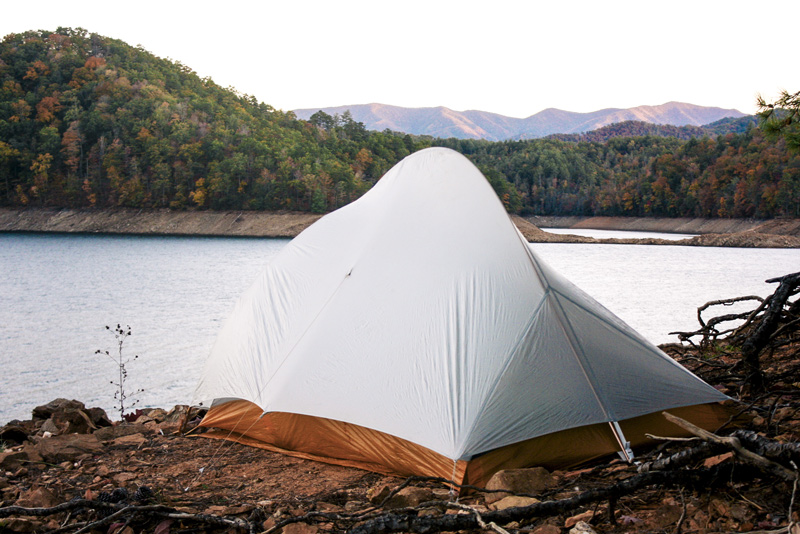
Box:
1 232 797 423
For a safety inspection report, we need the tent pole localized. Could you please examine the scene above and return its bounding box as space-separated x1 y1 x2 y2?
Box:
609 421 634 462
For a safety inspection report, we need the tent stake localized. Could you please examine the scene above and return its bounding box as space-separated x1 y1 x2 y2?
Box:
609 421 634 462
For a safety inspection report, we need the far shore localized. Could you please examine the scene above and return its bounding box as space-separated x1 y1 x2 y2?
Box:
1 207 799 248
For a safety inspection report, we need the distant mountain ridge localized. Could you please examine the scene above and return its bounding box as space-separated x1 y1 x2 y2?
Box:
293 102 748 141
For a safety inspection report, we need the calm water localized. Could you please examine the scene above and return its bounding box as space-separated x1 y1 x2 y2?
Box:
541 228 696 240
1 232 797 423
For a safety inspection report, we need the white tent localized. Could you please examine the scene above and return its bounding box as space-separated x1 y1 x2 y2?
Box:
195 147 729 485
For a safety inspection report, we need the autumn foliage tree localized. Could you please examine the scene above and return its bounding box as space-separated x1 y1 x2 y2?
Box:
0 28 797 218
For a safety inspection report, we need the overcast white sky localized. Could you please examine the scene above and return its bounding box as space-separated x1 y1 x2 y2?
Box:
1 0 797 118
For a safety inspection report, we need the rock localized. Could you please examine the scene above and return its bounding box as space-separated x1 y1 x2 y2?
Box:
32 398 85 420
489 495 540 510
113 472 138 484
34 433 103 463
384 487 435 509
51 407 97 434
0 450 29 470
648 502 683 529
485 467 557 503
569 520 597 534
163 405 191 424
0 423 32 444
565 511 595 528
94 423 149 442
112 434 147 447
282 523 319 534
86 407 113 428
315 502 342 512
366 484 392 504
142 408 169 423
40 418 60 435
15 486 59 508
0 518 44 532
344 501 363 512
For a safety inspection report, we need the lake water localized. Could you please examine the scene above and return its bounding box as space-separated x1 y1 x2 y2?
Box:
1 232 798 423
541 228 696 240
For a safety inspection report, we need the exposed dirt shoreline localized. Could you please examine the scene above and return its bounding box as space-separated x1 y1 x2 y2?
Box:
1 207 799 248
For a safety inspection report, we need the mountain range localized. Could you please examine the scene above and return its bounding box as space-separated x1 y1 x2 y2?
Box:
293 102 747 141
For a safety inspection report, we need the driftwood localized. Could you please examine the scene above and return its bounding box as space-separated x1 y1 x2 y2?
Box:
660 412 798 482
671 271 800 392
741 272 800 391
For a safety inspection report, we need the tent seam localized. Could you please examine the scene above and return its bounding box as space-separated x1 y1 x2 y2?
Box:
455 290 550 459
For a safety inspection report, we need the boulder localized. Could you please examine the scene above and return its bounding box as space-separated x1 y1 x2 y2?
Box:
34 433 104 463
489 495 540 511
31 399 85 420
484 467 557 503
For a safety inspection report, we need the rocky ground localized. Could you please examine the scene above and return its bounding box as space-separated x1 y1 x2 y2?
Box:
2 208 799 248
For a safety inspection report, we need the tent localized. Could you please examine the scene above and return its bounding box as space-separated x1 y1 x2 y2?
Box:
194 147 729 486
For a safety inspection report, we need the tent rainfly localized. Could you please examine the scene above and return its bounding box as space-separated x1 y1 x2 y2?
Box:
194 147 730 486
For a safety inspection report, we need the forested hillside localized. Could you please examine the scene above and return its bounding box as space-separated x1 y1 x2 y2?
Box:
1 28 798 219
547 116 758 143
0 29 427 212
437 130 800 218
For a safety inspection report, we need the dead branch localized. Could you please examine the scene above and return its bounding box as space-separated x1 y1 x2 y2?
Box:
347 469 715 534
732 429 800 466
741 272 800 391
0 500 253 532
662 412 797 482
637 442 717 473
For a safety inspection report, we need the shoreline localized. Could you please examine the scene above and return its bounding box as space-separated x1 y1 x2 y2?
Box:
1 207 799 247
